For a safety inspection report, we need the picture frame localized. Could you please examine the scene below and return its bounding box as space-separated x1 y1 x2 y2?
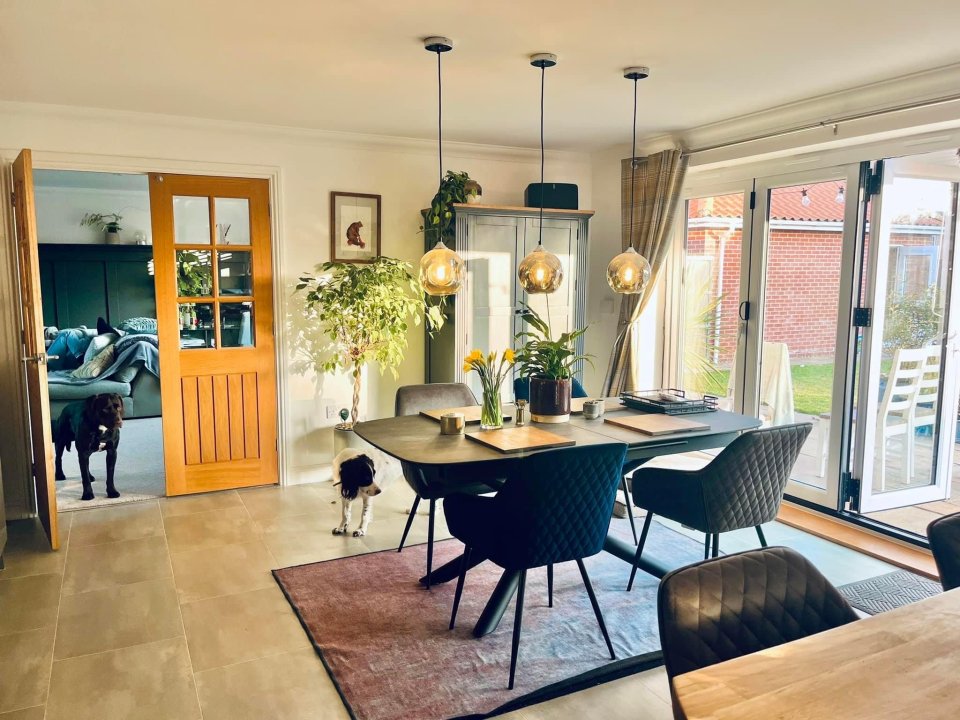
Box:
330 191 381 263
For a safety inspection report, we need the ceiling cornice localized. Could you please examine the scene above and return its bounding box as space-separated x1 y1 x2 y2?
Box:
632 62 960 161
0 100 591 166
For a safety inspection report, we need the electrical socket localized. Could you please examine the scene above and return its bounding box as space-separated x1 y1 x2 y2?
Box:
324 401 337 419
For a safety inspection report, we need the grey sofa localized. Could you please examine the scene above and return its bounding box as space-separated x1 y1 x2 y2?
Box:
48 369 160 420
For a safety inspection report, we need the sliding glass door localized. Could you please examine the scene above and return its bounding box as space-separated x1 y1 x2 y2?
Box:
853 152 960 528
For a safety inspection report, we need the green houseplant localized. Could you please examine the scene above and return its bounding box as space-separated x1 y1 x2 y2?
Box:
296 257 444 425
422 170 473 244
514 303 589 423
80 212 123 243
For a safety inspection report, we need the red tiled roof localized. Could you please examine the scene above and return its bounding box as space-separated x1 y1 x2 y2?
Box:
688 184 946 228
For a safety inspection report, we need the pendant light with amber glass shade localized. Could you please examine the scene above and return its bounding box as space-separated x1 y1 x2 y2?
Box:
518 53 564 294
419 36 466 296
606 67 652 295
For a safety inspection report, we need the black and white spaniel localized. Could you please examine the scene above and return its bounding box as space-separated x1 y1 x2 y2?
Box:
332 448 384 537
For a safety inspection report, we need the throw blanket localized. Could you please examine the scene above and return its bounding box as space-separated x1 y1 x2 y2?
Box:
47 340 160 386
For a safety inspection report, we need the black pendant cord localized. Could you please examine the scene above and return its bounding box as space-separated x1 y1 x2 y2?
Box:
629 76 638 250
538 63 545 246
437 49 443 190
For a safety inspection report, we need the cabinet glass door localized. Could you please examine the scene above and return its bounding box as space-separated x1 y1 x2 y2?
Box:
464 215 520 399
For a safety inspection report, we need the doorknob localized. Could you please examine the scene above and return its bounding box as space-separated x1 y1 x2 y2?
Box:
21 353 55 365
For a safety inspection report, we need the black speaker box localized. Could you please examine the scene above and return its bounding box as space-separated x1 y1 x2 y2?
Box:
524 183 579 210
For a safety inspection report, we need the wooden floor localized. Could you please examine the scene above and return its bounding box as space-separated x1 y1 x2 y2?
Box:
778 502 938 579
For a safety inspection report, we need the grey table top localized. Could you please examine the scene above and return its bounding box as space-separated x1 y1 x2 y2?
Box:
354 403 761 467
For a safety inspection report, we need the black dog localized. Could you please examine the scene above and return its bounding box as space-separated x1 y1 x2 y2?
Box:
54 393 124 501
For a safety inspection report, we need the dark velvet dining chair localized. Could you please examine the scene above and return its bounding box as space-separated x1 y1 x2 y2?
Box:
627 422 813 590
394 383 494 587
928 511 960 591
658 546 858 718
444 442 628 689
514 375 643 545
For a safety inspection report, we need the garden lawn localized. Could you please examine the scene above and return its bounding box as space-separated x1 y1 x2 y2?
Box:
688 362 835 416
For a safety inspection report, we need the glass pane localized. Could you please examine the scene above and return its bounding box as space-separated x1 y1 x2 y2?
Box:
217 250 252 296
179 303 215 349
174 196 211 245
869 173 954 499
176 250 213 297
219 302 255 347
682 193 744 408
215 197 251 245
761 179 849 491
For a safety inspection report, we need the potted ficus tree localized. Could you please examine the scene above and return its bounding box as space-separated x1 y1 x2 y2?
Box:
80 212 123 244
296 257 444 426
515 304 589 423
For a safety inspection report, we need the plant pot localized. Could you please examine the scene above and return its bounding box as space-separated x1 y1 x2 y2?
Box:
104 230 121 244
529 376 571 423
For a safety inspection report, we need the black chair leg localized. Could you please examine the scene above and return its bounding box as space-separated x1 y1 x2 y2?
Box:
425 498 436 590
449 546 472 630
756 525 768 547
508 570 527 690
398 495 421 553
621 476 638 545
704 533 711 560
711 533 720 559
547 564 554 608
626 512 654 591
577 559 615 660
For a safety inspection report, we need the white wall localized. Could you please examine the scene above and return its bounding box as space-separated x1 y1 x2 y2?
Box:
35 185 152 244
0 101 593 488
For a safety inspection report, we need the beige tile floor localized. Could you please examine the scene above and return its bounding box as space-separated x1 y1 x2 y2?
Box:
0 480 675 720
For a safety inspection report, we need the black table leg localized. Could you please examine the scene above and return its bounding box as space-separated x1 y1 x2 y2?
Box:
474 568 523 638
603 533 674 580
419 549 486 586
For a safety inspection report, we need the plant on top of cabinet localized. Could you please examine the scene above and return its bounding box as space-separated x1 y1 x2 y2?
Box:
80 212 124 243
297 257 445 425
422 170 474 244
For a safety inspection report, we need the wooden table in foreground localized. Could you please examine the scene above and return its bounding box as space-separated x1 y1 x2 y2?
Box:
674 588 960 720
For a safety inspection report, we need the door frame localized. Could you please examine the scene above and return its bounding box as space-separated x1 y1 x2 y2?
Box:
0 150 289 499
854 160 960 513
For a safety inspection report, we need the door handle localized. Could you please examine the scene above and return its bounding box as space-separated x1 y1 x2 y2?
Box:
21 353 56 365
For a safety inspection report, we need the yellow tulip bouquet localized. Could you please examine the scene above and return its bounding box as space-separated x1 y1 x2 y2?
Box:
463 348 515 430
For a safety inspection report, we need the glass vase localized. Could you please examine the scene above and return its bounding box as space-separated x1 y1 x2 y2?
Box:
480 386 503 431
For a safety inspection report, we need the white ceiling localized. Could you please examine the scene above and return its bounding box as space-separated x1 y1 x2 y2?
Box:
2 1 960 151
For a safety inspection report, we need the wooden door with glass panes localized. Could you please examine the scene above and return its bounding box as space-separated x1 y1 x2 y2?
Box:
149 174 277 495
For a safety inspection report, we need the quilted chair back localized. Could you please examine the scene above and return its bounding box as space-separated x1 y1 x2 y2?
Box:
928 511 960 591
395 383 477 417
513 376 589 402
657 546 858 680
698 423 812 533
491 443 627 569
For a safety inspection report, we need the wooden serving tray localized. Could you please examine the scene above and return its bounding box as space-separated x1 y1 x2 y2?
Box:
465 426 575 454
420 405 513 424
604 413 709 436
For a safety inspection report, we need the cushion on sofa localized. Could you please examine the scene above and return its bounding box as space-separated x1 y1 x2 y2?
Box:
82 333 118 363
73 344 116 379
112 363 140 383
119 317 158 333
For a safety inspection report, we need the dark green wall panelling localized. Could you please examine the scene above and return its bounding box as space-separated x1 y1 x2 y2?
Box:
38 244 156 329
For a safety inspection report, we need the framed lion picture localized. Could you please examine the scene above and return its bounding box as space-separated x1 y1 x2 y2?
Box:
330 191 381 263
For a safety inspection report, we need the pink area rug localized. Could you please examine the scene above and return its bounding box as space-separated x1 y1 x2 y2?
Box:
274 523 703 720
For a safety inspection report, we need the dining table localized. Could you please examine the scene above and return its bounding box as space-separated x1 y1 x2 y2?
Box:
673 587 960 720
353 399 761 638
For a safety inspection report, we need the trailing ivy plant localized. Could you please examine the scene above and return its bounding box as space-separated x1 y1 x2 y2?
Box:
80 212 123 233
514 303 590 381
296 257 444 424
422 170 472 244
